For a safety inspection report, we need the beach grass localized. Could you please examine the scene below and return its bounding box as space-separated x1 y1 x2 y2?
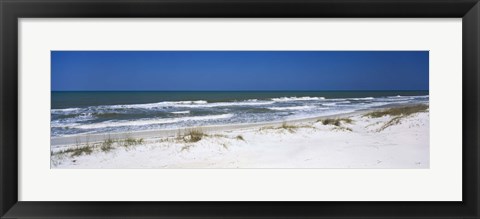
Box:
258 126 274 131
101 137 115 152
364 104 429 118
333 126 353 132
211 134 228 138
319 118 353 126
280 122 299 133
258 122 313 133
64 137 94 157
51 135 146 157
236 135 245 141
179 129 205 143
363 104 429 132
70 145 93 157
377 116 403 132
122 137 144 147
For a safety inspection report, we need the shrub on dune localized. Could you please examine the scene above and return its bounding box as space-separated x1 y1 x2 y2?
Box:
319 118 353 126
179 129 205 143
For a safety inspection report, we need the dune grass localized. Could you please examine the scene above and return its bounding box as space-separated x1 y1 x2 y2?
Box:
176 129 237 151
319 118 353 126
122 137 144 147
364 104 429 118
280 122 299 133
277 122 315 133
101 137 115 152
70 145 94 157
364 104 429 132
178 129 205 143
58 137 94 157
332 126 353 132
236 135 245 141
377 116 403 132
258 126 274 131
258 122 313 133
52 135 145 158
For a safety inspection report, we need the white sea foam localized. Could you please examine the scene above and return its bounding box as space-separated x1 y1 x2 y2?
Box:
51 108 81 113
171 111 190 114
323 103 337 106
268 106 316 111
271 96 325 102
73 114 234 129
205 101 274 107
93 99 276 110
107 100 209 109
283 109 356 121
386 95 429 100
322 101 351 106
350 97 374 100
50 113 96 128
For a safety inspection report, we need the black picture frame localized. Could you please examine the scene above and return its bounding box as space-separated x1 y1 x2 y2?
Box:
1 0 479 218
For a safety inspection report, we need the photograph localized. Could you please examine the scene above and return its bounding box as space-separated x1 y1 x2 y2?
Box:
3 0 477 217
50 51 429 169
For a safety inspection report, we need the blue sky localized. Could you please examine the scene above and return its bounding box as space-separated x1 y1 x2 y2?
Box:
51 51 428 91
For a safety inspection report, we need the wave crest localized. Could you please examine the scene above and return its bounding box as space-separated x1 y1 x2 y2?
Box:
268 106 316 111
271 96 325 102
72 114 234 129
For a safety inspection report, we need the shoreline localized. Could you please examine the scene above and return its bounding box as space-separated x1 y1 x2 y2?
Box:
51 108 380 147
50 103 425 147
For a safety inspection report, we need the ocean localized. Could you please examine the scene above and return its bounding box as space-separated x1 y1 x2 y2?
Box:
51 91 429 137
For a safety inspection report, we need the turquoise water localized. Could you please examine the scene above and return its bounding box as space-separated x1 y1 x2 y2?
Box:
51 91 428 137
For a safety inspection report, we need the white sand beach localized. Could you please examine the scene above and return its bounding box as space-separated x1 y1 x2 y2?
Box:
50 104 429 169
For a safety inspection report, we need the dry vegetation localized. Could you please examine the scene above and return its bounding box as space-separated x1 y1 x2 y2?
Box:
364 104 429 118
122 137 144 148
332 126 353 132
178 129 206 143
318 118 353 126
236 135 245 141
280 122 299 133
316 117 354 132
52 135 145 157
175 128 245 152
364 104 429 132
259 122 314 133
101 137 115 152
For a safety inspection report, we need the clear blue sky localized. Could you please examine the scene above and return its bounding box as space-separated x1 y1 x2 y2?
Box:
51 51 428 91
